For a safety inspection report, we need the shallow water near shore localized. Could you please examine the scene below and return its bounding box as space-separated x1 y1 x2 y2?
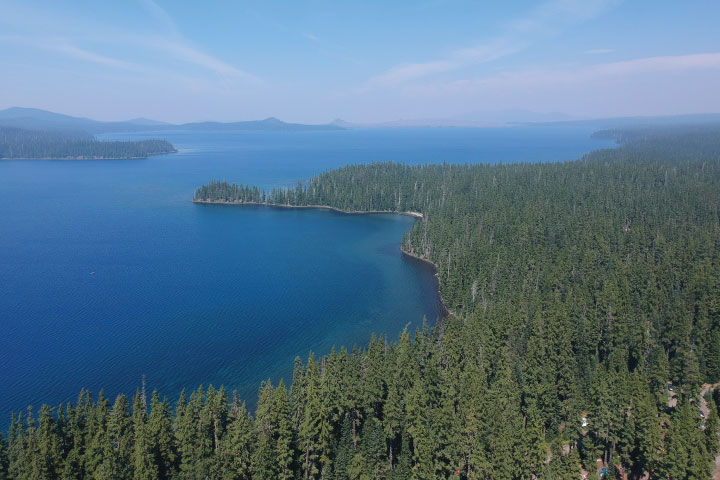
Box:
0 126 612 418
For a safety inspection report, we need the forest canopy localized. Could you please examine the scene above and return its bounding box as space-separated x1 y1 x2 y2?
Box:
3 125 720 479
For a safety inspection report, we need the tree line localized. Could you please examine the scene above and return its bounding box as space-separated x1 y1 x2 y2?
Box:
4 125 720 479
0 127 176 159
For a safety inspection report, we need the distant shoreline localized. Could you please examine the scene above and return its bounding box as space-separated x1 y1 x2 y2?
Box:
0 150 177 161
193 199 451 317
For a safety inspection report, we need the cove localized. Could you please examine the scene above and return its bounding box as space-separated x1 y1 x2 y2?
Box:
0 126 613 419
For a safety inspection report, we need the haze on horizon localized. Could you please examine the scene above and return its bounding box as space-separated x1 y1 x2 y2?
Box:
1 0 719 124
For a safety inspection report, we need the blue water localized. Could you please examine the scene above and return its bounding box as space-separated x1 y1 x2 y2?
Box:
0 126 613 420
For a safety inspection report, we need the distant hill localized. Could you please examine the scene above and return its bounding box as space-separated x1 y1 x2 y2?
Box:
0 107 91 123
0 107 157 134
0 108 343 134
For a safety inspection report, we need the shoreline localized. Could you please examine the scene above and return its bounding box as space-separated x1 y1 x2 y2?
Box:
193 199 453 317
192 199 424 219
399 247 452 317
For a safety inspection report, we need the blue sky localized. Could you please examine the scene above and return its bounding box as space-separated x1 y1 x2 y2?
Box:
1 0 719 123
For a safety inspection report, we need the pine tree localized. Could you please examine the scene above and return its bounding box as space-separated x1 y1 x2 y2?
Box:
317 356 336 475
8 412 30 479
132 384 158 480
84 390 110 479
148 391 176 479
62 390 93 479
175 387 209 478
105 394 133 480
274 380 295 480
362 335 386 419
383 378 403 470
705 395 720 472
299 354 322 479
34 404 63 478
646 346 670 410
0 428 8 480
588 367 615 469
630 373 662 476
253 381 276 479
657 398 710 479
404 378 433 479
334 417 354 479
218 392 254 479
485 350 524 480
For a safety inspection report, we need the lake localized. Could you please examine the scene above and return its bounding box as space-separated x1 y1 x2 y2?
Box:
0 126 613 420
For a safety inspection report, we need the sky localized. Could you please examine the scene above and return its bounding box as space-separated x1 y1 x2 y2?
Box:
1 0 719 123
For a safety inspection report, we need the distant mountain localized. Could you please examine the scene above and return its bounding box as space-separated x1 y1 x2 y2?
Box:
0 108 156 133
180 117 342 131
0 107 91 122
0 108 343 134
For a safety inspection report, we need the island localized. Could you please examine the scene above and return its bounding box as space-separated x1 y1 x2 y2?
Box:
0 127 176 159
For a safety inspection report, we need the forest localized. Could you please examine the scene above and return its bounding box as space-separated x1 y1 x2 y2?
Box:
3 126 720 479
0 127 176 159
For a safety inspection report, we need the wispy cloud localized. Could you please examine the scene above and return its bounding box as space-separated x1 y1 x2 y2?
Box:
51 42 140 71
0 0 259 83
404 52 720 97
587 52 720 76
370 39 523 87
367 0 621 87
134 0 260 82
135 36 260 81
138 0 181 36
0 35 141 71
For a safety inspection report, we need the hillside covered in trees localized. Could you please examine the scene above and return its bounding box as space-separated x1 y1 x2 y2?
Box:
0 127 176 159
3 126 720 479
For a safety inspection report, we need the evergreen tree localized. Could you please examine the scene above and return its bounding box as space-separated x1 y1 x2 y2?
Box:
148 391 176 479
253 381 276 479
105 394 133 480
132 383 158 480
218 392 254 479
84 391 110 479
273 380 295 480
0 429 8 480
